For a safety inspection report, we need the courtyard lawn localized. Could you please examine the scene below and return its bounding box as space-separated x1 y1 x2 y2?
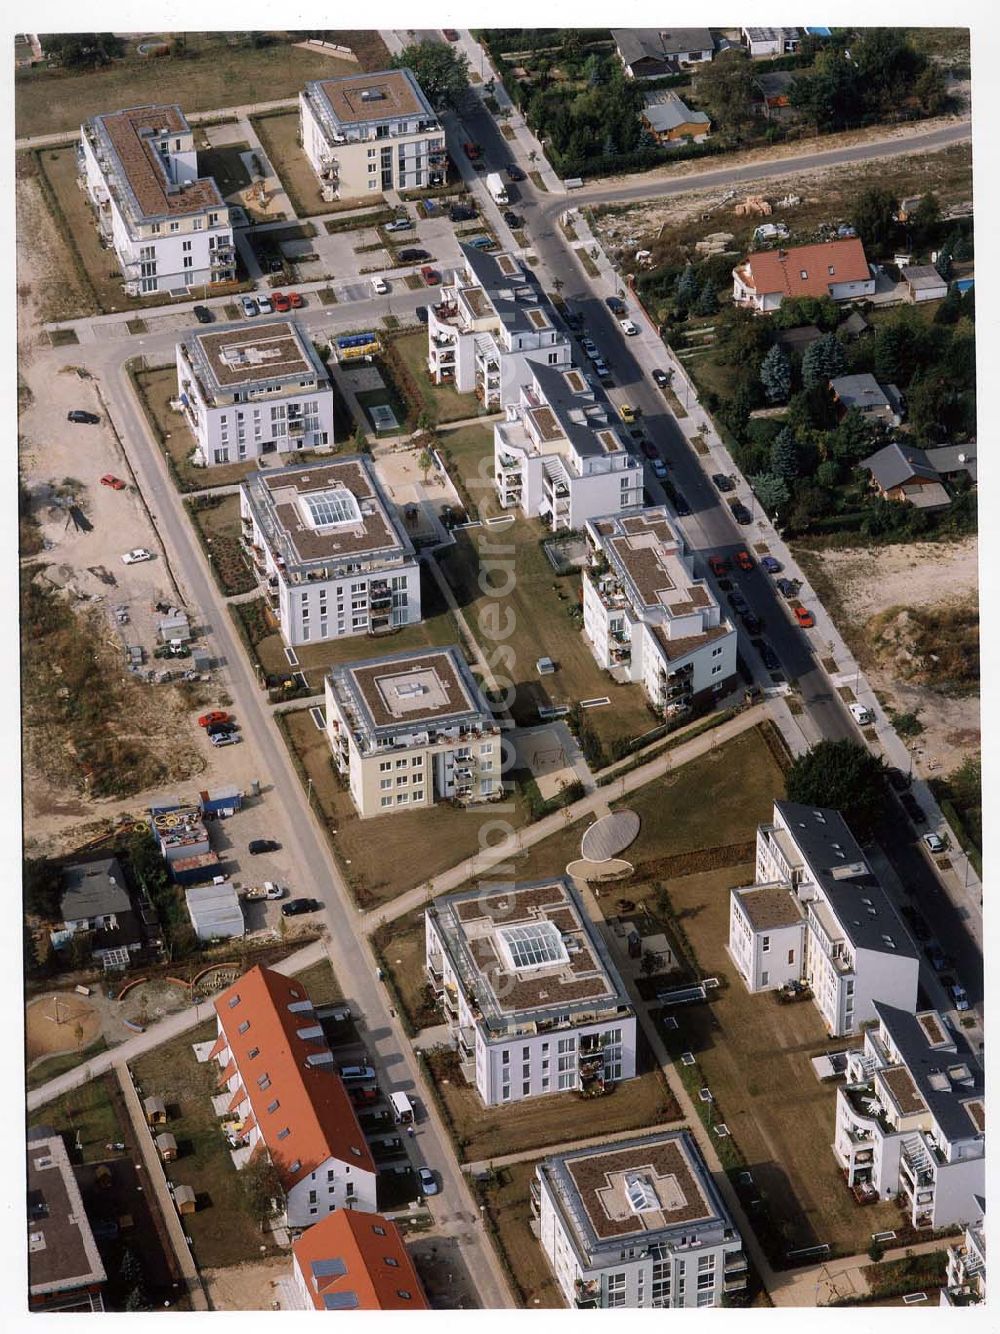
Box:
131 365 260 492
290 957 344 1005
389 330 483 424
436 421 502 519
371 909 441 1036
185 493 258 596
475 1159 564 1307
130 1020 287 1272
250 112 340 219
30 1072 129 1163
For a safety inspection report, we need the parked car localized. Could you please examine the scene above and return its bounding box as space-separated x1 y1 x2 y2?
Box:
385 218 414 232
398 248 430 263
794 606 816 628
593 360 612 381
192 305 213 324
581 337 598 355
371 276 390 295
421 265 441 285
925 942 947 971
416 305 428 324
468 236 494 250
923 832 946 854
210 732 241 747
417 1167 440 1196
350 1086 379 1106
503 210 523 228
900 791 927 824
708 555 730 577
249 839 280 855
240 295 259 318
712 473 735 492
100 474 126 490
271 291 291 312
506 163 525 181
775 577 799 599
448 205 476 223
731 502 753 526
673 492 692 516
949 982 970 1012
760 555 783 574
256 294 273 315
735 550 754 572
619 404 636 424
652 368 670 388
729 589 748 615
287 291 304 309
121 548 153 565
651 459 668 480
849 702 874 726
68 409 100 424
463 142 481 160
605 295 626 315
339 1065 376 1081
282 897 323 917
206 721 238 738
741 611 762 635
618 318 639 336
886 766 911 792
759 642 780 670
198 711 230 728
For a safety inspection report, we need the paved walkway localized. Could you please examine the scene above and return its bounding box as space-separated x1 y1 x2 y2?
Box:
464 1118 685 1176
114 1062 209 1310
361 701 769 931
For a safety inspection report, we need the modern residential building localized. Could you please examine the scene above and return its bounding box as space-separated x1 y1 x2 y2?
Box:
859 442 952 511
240 456 420 647
175 321 334 466
732 238 874 312
427 245 572 408
830 373 905 427
325 645 500 817
299 68 446 202
534 1130 747 1308
612 29 715 79
940 1200 986 1307
640 91 711 143
494 362 644 531
27 1131 106 1312
742 26 800 57
425 878 637 1106
582 508 737 714
210 965 378 1228
728 802 919 1036
51 856 144 970
289 1210 430 1310
79 104 235 296
833 1002 985 1230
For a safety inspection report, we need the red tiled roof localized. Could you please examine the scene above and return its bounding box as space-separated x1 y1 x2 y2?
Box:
214 965 375 1192
737 238 870 300
293 1211 430 1311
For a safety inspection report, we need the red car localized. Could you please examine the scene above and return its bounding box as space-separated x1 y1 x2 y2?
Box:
708 555 730 577
271 290 291 313
288 291 304 309
421 265 441 285
463 142 481 160
198 711 231 728
794 606 815 629
735 549 754 572
100 474 126 490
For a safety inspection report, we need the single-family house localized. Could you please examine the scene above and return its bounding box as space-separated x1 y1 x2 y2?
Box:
27 1132 106 1312
732 238 874 312
859 442 952 511
752 71 797 118
743 27 800 57
290 1210 430 1310
923 445 977 487
612 29 714 79
901 264 949 303
830 374 905 427
53 857 144 971
640 91 711 142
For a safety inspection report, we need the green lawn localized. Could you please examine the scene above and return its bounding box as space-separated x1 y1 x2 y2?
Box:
131 1020 286 1271
436 421 501 519
27 1037 110 1091
290 957 344 1005
30 1073 128 1163
250 112 345 218
475 1160 564 1307
185 493 258 596
371 909 440 1036
390 330 484 424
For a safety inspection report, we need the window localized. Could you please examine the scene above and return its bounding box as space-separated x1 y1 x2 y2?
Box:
380 796 392 807
291 1159 301 1173
373 1225 386 1236
762 936 770 953
761 970 769 986
523 1081 530 1095
788 948 795 965
267 1099 279 1114
256 1073 271 1089
712 646 723 657
396 1290 411 1300
412 789 424 801
380 779 392 791
379 761 392 772
277 1127 290 1140
711 664 723 675
170 221 179 232
308 1190 317 1204
384 1256 399 1267
183 255 193 269
248 1047 260 1059
182 240 192 252
502 1050 510 1065
606 1272 627 1308
238 1019 250 1034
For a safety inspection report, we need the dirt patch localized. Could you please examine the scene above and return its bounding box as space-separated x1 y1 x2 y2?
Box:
202 1257 291 1311
26 991 102 1061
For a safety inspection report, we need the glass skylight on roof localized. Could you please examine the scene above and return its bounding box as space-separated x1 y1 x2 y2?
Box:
625 1173 659 1214
301 486 361 529
497 920 568 971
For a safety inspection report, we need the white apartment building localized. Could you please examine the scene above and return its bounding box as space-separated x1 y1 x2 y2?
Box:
535 1131 747 1308
79 104 235 296
176 320 334 465
582 508 737 714
210 965 378 1228
299 68 446 201
940 1201 985 1307
495 362 644 531
325 645 501 818
728 802 919 1037
427 245 573 408
425 879 637 1107
240 456 420 647
833 1002 985 1231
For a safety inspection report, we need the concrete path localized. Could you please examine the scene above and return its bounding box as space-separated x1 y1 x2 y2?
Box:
464 1118 686 1176
114 1062 210 1310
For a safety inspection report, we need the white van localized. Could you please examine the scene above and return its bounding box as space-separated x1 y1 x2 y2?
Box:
849 703 874 726
389 1091 414 1125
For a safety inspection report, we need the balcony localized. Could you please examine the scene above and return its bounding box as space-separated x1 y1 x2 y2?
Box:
725 1252 748 1273
574 1279 600 1309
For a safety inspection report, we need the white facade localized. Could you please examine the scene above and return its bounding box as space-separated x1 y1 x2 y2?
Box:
300 68 446 201
240 456 421 647
833 1003 984 1232
582 508 737 713
742 27 800 57
425 879 637 1107
79 105 235 296
325 645 502 818
536 1132 746 1308
427 245 572 408
941 1210 986 1307
176 321 334 466
729 803 919 1037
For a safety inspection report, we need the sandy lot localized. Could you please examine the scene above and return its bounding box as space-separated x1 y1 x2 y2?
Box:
813 538 980 777
202 1257 290 1311
26 991 102 1061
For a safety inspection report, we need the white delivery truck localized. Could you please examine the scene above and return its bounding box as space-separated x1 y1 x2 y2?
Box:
389 1091 414 1125
486 172 509 205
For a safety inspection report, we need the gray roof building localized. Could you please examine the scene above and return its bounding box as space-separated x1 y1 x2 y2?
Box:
831 373 905 422
641 90 711 136
60 857 131 924
860 441 943 491
873 1002 984 1145
613 28 714 77
924 444 977 485
27 1132 106 1311
185 881 245 941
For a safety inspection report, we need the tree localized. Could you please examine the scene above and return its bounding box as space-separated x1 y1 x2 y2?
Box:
42 33 123 68
241 1152 285 1227
913 64 948 115
788 383 838 432
694 280 718 316
759 345 791 403
68 932 95 972
816 459 841 489
770 428 799 480
674 263 699 308
639 951 660 977
851 186 898 252
909 192 941 246
933 284 963 326
801 332 846 388
23 857 64 921
873 323 907 382
749 472 791 518
120 1249 143 1286
417 448 434 485
694 49 755 139
786 738 888 839
789 49 859 131
392 41 470 109
125 1286 151 1312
